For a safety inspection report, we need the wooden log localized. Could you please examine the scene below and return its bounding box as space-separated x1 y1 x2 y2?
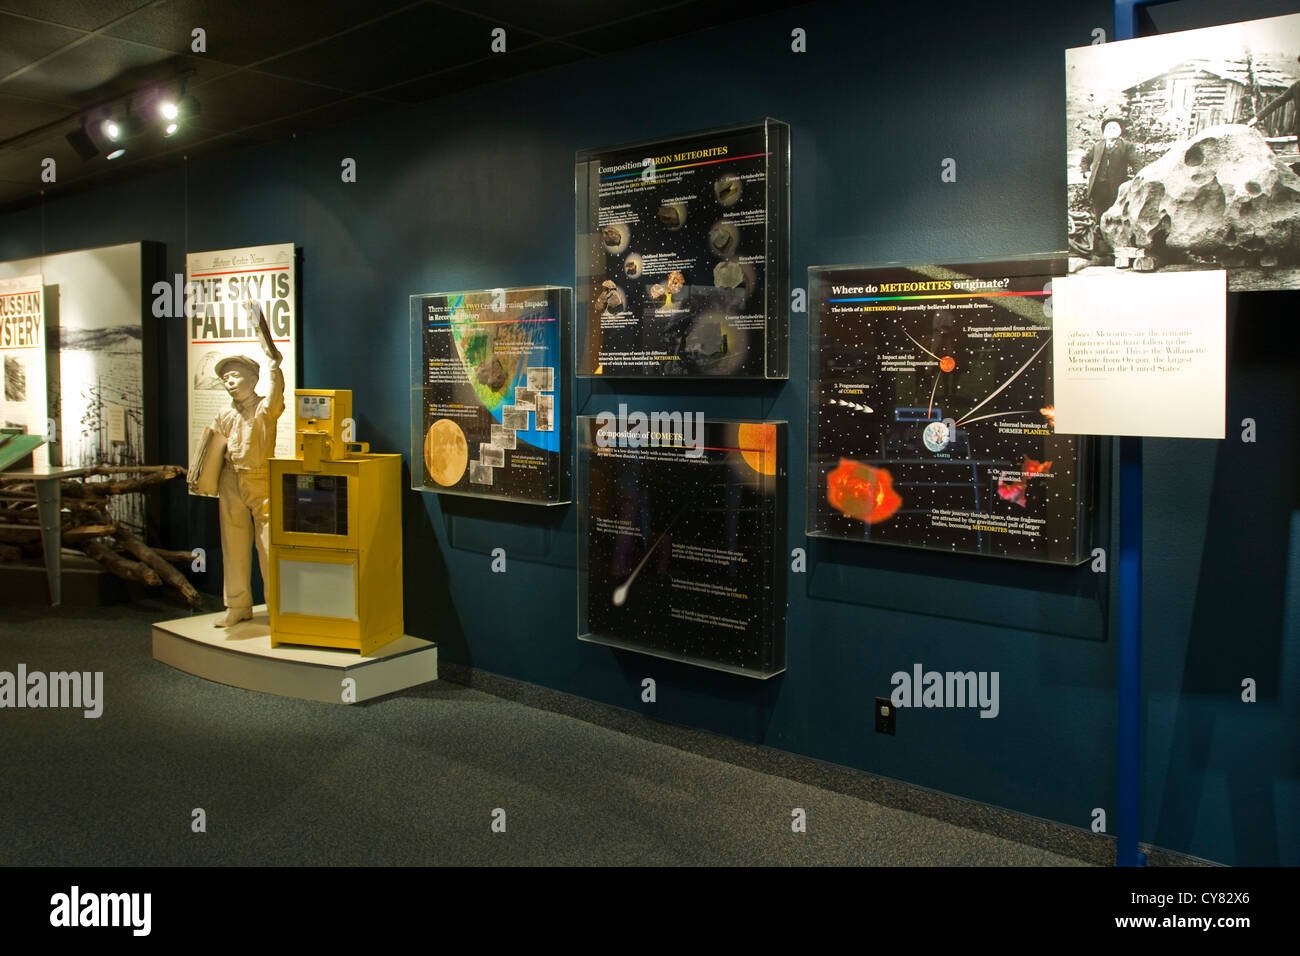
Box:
113 525 202 609
0 543 21 562
83 539 162 587
65 469 185 497
152 548 197 565
80 465 188 477
62 524 120 541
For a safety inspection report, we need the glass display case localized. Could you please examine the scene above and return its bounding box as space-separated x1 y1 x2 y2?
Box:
806 254 1097 564
576 118 789 379
409 285 571 504
577 415 786 677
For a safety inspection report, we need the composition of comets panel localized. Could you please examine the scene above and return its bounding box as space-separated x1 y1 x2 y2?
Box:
581 418 785 673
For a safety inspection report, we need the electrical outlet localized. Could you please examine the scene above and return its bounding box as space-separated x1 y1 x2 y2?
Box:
875 697 896 735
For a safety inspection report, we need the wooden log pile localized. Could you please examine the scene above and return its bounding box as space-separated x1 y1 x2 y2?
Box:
0 465 201 608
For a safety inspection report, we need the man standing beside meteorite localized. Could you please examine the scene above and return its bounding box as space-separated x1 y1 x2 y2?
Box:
201 307 284 627
1249 55 1300 172
1080 116 1140 256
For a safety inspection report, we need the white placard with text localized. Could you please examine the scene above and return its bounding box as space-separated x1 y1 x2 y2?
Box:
1052 271 1225 439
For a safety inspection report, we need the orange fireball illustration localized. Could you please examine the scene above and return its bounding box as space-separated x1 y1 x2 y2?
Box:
737 422 777 476
827 458 902 524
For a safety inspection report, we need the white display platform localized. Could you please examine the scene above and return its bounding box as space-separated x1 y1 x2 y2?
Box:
152 606 437 704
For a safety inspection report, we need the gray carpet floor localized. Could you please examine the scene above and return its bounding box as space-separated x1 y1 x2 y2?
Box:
0 600 1089 866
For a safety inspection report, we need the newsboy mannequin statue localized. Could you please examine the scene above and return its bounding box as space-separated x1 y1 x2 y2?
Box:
204 308 284 627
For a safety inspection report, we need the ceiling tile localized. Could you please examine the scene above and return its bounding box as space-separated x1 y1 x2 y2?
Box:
428 0 682 39
254 93 400 140
187 69 343 133
0 13 84 79
259 5 542 95
0 94 71 141
101 0 420 66
565 0 811 55
383 40 590 104
0 1 152 33
0 0 813 213
0 35 218 103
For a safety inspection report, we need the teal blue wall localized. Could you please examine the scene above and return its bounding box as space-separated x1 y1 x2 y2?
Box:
2 0 1296 865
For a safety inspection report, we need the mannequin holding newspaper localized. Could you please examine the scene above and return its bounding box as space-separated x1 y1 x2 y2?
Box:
188 305 284 627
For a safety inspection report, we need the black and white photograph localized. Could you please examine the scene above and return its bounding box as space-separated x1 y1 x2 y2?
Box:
1066 12 1300 290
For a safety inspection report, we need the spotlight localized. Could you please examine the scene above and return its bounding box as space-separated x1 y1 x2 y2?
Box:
66 123 97 161
164 122 178 136
159 100 179 121
103 118 121 141
106 148 127 160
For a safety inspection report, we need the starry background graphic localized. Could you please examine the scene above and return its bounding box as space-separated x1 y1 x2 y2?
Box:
581 419 784 673
809 259 1096 564
580 125 779 377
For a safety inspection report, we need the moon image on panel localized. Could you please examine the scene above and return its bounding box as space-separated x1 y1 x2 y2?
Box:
425 418 468 486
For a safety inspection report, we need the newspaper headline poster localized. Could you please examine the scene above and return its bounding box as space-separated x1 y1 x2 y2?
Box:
807 258 1095 565
0 274 48 469
411 286 570 504
577 119 789 378
185 243 297 492
578 417 786 677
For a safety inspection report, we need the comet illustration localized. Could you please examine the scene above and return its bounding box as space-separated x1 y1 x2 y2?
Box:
829 398 874 414
612 503 689 607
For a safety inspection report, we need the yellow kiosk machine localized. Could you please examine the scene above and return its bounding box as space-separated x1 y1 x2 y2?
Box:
268 389 404 655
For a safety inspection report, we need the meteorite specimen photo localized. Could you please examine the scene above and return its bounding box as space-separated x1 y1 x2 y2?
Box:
708 221 739 256
601 222 630 254
715 173 742 206
595 279 625 313
657 203 686 229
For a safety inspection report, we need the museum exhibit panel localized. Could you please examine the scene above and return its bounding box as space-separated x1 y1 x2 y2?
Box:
1065 12 1300 291
0 274 47 470
577 416 787 677
576 119 790 379
186 242 299 475
410 285 572 504
0 242 163 510
1 0 1297 875
806 256 1097 564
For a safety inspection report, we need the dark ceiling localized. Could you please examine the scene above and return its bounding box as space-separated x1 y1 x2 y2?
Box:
0 0 809 213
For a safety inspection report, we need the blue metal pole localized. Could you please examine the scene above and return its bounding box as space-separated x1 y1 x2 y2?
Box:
1117 437 1143 866
1112 0 1162 869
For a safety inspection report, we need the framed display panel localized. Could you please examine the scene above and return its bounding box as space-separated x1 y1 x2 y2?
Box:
186 242 299 491
806 255 1097 564
0 274 47 470
0 241 165 530
1064 11 1300 292
410 285 571 504
576 118 789 379
577 416 786 678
